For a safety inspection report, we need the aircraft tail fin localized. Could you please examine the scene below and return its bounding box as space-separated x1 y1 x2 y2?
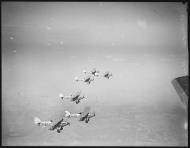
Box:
59 93 64 99
34 117 41 125
65 110 71 118
74 76 79 81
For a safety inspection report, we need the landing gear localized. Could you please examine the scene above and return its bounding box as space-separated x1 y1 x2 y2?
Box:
57 126 63 133
85 118 89 123
76 100 80 104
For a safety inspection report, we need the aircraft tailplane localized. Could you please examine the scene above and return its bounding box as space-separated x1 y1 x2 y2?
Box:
59 93 64 99
74 77 79 81
34 117 41 125
65 111 71 118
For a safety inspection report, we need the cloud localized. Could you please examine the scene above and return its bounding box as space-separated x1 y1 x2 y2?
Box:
47 42 52 46
111 42 116 46
105 55 112 59
137 19 147 29
46 26 52 30
105 55 126 62
159 55 177 62
159 58 171 62
9 36 14 40
59 41 64 45
99 2 104 6
112 58 126 62
70 55 77 59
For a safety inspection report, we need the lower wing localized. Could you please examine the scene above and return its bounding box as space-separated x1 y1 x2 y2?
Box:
49 119 63 130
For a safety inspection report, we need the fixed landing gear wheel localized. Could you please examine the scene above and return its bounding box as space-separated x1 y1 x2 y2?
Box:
85 119 89 123
57 129 61 133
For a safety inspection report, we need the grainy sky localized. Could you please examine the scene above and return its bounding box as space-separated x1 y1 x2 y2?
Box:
2 2 188 96
1 2 188 146
2 2 188 53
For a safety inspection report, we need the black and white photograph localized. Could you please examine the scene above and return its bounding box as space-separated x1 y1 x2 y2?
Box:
1 1 188 146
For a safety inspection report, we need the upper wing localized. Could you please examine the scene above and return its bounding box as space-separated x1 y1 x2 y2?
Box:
79 95 85 100
49 118 63 130
71 91 81 101
79 106 90 120
85 75 91 81
79 113 89 121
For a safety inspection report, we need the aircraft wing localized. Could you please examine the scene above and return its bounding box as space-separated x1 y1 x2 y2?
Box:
49 118 63 130
71 91 81 101
172 76 188 111
88 112 95 118
85 75 91 81
79 106 90 120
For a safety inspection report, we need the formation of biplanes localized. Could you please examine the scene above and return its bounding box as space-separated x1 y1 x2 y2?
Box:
34 68 112 133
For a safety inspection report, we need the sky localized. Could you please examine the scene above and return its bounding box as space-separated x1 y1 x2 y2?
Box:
1 2 188 146
2 2 188 53
2 2 188 97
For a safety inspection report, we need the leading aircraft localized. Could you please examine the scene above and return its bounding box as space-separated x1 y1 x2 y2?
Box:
83 68 100 77
59 91 86 104
99 71 113 79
